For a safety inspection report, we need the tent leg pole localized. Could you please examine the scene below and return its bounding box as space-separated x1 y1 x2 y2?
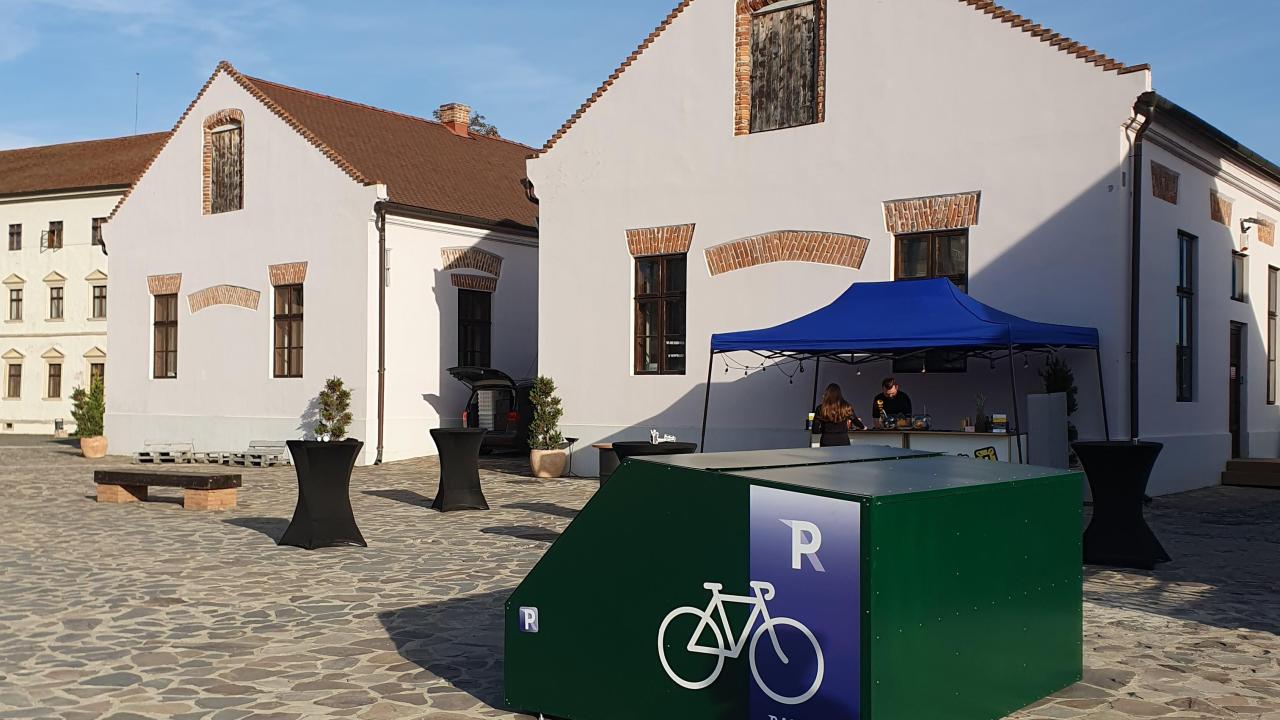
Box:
811 357 822 409
1008 343 1024 463
1095 348 1111 441
699 350 714 453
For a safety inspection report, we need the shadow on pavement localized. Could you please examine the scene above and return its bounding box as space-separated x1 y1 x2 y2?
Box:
377 590 511 711
502 502 578 519
364 489 435 510
480 525 561 544
223 516 290 542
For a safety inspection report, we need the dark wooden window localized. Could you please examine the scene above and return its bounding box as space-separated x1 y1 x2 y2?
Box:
895 230 969 292
49 286 63 320
5 363 20 399
749 0 819 133
8 288 21 321
210 124 244 213
635 254 687 375
91 217 105 246
47 363 61 399
1177 231 1196 402
153 294 178 379
1269 267 1277 405
92 285 107 319
273 284 304 378
90 362 105 388
458 289 493 368
46 221 62 249
1231 251 1247 302
7 224 19 251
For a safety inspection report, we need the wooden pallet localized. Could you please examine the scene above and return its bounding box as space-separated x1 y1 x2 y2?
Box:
135 442 195 465
226 441 292 468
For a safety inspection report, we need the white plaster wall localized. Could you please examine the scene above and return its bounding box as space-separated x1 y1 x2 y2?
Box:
1140 129 1280 493
377 216 538 462
105 71 380 461
530 0 1149 477
0 190 116 433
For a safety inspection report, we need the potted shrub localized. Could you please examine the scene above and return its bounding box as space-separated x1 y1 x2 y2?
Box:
528 375 567 479
1041 354 1081 465
71 378 107 459
279 377 366 549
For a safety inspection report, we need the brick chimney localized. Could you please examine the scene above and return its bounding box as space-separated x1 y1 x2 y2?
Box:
438 103 471 137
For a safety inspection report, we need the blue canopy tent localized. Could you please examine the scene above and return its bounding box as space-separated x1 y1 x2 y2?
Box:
700 279 1108 461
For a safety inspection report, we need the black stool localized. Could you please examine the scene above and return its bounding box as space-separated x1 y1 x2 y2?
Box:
430 428 489 511
1073 440 1169 570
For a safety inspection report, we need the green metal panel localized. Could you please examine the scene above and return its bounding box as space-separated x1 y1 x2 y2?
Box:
865 471 1083 719
505 462 751 719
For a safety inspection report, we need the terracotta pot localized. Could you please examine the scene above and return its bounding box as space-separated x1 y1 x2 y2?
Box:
80 436 107 459
529 449 568 479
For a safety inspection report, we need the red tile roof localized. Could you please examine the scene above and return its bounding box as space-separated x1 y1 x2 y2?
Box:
113 62 538 233
540 0 1148 153
0 132 169 197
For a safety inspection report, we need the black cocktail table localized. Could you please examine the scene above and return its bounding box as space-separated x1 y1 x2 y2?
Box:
430 428 489 511
1073 440 1169 569
280 440 367 549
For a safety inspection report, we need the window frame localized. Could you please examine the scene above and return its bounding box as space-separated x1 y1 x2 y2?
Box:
48 286 63 320
457 288 493 369
152 293 178 380
209 123 244 214
46 362 61 400
7 224 19 251
90 362 105 388
273 284 304 378
91 217 105 247
1231 251 1248 303
747 0 822 134
46 221 63 250
8 288 22 321
634 253 688 376
1269 266 1277 405
894 229 970 293
1176 231 1196 403
91 284 107 319
5 362 20 399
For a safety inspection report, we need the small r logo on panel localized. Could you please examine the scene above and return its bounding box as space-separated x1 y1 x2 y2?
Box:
518 607 539 633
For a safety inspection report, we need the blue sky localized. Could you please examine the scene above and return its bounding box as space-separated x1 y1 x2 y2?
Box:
0 1 1277 162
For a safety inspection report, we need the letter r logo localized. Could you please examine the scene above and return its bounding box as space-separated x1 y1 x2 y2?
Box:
780 519 825 572
519 607 539 633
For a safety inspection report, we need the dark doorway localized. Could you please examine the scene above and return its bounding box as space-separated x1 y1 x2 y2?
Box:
1230 322 1245 458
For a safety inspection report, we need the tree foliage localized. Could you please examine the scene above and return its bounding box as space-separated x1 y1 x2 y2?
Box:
70 378 105 438
315 376 353 441
527 376 564 451
431 108 501 137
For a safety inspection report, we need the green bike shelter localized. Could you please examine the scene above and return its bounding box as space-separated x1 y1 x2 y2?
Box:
506 446 1083 720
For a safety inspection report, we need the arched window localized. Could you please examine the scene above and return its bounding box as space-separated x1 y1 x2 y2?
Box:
203 110 244 214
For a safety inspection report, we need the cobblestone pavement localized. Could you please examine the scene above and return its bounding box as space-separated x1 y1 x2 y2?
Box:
0 439 1277 719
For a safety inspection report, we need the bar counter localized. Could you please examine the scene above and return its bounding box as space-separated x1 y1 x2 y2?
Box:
836 429 1027 463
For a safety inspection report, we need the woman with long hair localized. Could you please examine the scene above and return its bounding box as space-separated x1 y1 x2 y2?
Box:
812 383 864 447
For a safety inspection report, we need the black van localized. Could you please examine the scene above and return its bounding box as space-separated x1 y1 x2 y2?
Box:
447 367 534 453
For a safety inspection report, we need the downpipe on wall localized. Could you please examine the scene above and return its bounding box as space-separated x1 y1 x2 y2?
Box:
1128 95 1156 442
375 202 388 465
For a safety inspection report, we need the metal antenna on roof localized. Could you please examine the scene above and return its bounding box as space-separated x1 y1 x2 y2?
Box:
133 73 140 135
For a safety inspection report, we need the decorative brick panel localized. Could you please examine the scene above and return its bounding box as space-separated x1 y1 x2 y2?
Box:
268 262 308 286
627 224 696 257
441 247 503 277
735 0 827 136
147 274 182 295
1150 162 1179 205
705 230 869 277
188 285 261 313
883 192 982 234
1210 190 1233 227
202 109 244 215
1258 215 1276 247
450 274 498 293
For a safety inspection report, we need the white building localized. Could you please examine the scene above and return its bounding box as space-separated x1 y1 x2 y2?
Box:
1 133 167 434
106 62 538 464
529 0 1280 494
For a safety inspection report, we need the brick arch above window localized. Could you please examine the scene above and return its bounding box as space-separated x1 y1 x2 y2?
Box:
451 274 498 293
627 224 695 257
441 247 503 277
203 109 245 215
883 191 982 234
188 285 261 313
705 230 869 277
147 273 181 295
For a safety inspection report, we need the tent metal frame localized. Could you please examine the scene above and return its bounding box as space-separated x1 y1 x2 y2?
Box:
699 342 1110 464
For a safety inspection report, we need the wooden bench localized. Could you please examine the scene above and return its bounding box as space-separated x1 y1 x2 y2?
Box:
94 470 242 511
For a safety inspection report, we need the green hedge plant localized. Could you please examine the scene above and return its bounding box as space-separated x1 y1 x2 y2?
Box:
528 376 564 451
70 378 105 438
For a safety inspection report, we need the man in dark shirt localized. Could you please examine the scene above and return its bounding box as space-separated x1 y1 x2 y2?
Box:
872 377 912 421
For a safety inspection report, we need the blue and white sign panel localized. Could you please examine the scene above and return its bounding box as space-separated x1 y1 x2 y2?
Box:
749 485 860 719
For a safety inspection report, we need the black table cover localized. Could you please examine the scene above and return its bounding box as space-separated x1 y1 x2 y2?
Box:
279 440 367 550
1073 440 1170 570
430 428 489 512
